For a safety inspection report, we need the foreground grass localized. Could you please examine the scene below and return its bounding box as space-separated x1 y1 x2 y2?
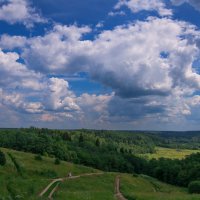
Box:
139 147 200 160
54 173 115 200
120 174 200 200
0 148 99 200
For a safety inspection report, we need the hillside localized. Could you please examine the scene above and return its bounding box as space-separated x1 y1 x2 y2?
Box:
0 148 99 200
0 148 200 200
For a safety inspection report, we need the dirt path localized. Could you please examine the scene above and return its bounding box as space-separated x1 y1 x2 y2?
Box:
48 182 60 199
38 178 63 197
114 176 127 200
39 172 103 199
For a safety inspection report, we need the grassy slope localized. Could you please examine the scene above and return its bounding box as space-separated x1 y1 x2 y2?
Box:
0 148 99 200
55 173 200 200
139 147 200 159
54 173 116 200
121 174 200 200
0 148 200 200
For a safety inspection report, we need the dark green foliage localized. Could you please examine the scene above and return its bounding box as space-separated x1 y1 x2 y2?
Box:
79 133 84 144
37 169 58 178
0 150 6 166
54 158 61 165
124 195 137 200
35 154 42 161
6 181 19 200
95 138 100 147
62 132 72 141
120 147 125 154
188 181 200 193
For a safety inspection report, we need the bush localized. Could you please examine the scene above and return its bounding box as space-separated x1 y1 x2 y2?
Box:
54 158 61 165
39 169 57 178
0 150 6 166
43 152 48 157
35 154 42 161
188 181 200 194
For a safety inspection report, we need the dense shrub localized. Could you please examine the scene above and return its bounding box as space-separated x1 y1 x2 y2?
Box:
0 150 6 166
35 154 43 161
54 158 61 165
188 181 200 194
38 169 57 178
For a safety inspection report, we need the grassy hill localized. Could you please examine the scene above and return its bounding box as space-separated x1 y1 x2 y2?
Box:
0 148 98 200
121 174 200 200
0 148 200 200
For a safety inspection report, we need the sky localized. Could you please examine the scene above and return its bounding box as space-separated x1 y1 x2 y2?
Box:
1 0 200 130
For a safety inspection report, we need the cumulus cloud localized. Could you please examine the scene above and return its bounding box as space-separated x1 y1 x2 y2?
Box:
0 34 27 50
0 88 43 113
22 24 91 73
90 18 200 98
0 49 43 90
14 18 200 100
0 0 46 27
44 77 80 112
0 45 112 124
77 93 113 124
114 0 172 16
0 50 44 114
1 16 200 128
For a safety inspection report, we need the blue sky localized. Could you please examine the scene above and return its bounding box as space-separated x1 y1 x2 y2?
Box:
1 0 200 130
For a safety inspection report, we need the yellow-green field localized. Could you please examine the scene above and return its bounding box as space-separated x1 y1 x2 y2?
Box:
139 147 200 160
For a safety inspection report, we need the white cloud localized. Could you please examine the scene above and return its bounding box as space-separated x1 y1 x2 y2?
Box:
114 0 172 16
44 77 80 112
0 0 46 27
22 24 92 73
1 16 200 128
108 10 126 17
0 34 27 50
0 88 43 113
0 49 43 90
90 18 200 98
19 18 200 99
96 21 104 28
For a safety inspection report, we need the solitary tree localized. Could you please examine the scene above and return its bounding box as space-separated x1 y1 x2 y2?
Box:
95 138 100 147
120 147 125 154
79 133 84 143
62 132 72 141
54 158 61 165
188 181 200 194
0 150 6 166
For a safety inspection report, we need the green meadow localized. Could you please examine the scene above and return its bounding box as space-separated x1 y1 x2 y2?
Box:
0 148 98 200
121 174 200 200
54 173 200 200
139 147 200 160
